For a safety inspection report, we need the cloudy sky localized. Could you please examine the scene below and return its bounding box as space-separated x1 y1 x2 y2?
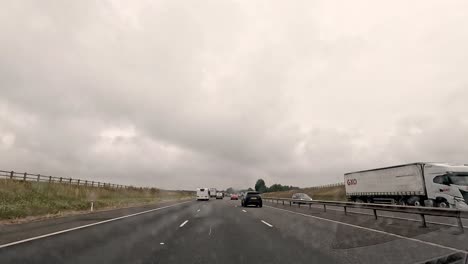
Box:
1 1 467 190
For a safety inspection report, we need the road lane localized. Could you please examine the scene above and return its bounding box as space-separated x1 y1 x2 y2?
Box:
0 199 193 245
149 199 340 263
0 198 466 263
0 201 201 263
262 200 468 256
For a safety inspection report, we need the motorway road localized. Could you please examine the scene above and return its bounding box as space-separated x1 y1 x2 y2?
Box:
0 199 467 264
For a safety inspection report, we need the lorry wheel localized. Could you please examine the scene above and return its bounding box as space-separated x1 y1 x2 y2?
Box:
407 196 421 206
437 200 450 208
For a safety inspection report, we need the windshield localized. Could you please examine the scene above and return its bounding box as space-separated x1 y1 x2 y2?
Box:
2 1 468 264
448 173 468 186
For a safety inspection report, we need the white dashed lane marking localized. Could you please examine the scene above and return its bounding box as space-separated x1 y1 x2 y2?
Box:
179 220 189 227
261 220 273 227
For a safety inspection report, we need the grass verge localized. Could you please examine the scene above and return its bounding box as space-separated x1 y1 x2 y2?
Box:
0 179 194 221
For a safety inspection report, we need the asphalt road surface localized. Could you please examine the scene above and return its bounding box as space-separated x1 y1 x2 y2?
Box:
1 199 467 264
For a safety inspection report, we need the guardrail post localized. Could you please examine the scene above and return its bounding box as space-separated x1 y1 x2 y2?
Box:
60 177 63 183
85 180 87 186
373 209 378 220
49 176 52 182
69 178 72 184
323 204 327 212
282 201 284 205
420 214 427 228
456 217 464 233
289 201 292 206
344 206 347 215
23 172 27 181
309 204 311 209
10 171 13 179
298 203 300 208
77 179 80 185
37 174 40 182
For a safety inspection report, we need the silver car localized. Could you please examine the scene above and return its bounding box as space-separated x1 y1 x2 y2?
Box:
292 193 313 204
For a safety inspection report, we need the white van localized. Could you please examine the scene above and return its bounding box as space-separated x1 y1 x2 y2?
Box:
197 188 210 201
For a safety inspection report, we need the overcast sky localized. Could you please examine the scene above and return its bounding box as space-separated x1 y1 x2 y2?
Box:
1 1 468 190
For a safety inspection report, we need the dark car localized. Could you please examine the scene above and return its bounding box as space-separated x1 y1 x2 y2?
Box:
241 191 262 207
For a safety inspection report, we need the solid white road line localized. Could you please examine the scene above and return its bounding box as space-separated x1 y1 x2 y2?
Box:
160 242 165 245
179 220 189 227
261 220 273 227
265 205 468 254
197 209 200 212
0 201 192 250
242 209 247 213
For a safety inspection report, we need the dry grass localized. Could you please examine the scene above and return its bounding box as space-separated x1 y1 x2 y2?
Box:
0 179 194 220
264 185 346 201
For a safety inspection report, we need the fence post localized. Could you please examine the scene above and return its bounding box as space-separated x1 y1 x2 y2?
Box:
37 174 40 182
77 179 80 186
49 176 52 182
10 171 13 179
60 177 63 183
23 172 27 181
420 214 427 227
69 178 72 184
373 209 378 220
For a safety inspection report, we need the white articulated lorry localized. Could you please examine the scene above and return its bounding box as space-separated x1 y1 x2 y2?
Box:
344 162 468 209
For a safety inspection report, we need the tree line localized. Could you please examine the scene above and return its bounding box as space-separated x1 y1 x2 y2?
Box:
254 179 298 193
223 179 298 194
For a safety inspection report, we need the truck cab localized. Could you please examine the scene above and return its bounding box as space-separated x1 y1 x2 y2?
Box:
424 163 468 209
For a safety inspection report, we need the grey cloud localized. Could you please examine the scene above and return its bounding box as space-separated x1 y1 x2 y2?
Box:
1 1 468 190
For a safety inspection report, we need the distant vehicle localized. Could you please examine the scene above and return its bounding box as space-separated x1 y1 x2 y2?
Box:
216 192 223 199
241 191 262 207
345 162 468 209
230 194 239 200
196 188 209 201
292 193 313 204
209 188 217 198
